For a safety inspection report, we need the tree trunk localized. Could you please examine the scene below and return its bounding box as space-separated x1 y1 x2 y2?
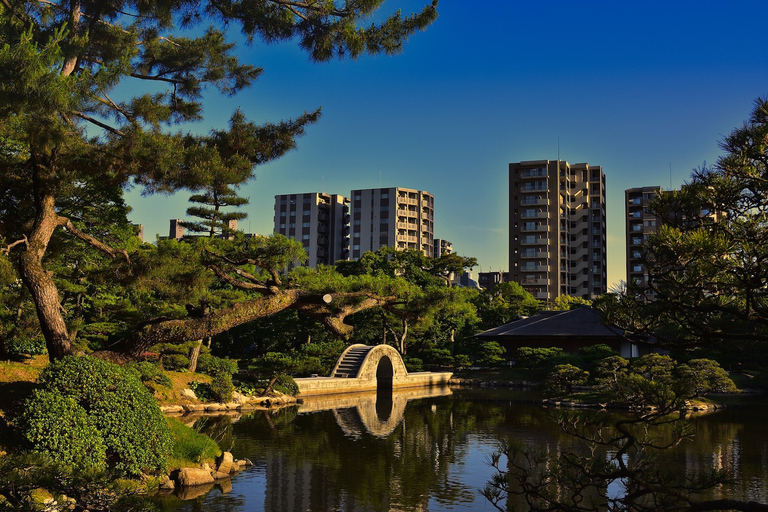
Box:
19 192 72 360
188 339 203 372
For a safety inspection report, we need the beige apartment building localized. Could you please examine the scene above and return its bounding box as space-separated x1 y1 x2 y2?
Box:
273 192 350 267
625 186 661 288
509 160 607 301
350 187 434 259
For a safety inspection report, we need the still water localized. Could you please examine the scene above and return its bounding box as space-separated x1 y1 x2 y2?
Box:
162 387 768 511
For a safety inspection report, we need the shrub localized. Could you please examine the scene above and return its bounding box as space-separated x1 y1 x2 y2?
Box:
515 347 564 369
5 334 47 356
161 353 189 371
477 341 506 367
28 356 172 476
272 374 299 396
543 354 584 372
197 354 238 376
126 361 172 389
631 353 676 384
676 359 738 397
20 390 107 473
403 356 424 372
578 344 619 370
544 364 589 396
209 371 235 403
421 348 454 367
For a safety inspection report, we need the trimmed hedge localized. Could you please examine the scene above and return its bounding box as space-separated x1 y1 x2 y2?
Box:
22 356 172 476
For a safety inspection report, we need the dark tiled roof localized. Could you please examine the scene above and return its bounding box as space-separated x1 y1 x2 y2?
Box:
476 307 624 339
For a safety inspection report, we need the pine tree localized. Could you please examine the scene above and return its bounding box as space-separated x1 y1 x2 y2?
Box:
0 0 438 359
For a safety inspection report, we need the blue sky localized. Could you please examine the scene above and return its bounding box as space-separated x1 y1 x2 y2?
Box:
126 0 768 289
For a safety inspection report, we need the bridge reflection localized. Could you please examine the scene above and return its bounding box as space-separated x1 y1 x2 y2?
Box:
297 385 453 438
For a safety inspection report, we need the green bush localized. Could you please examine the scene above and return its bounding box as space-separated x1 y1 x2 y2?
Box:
544 364 589 396
161 353 189 371
5 334 47 356
543 354 584 372
676 359 738 397
577 344 619 370
272 374 299 396
403 356 424 372
197 354 238 376
28 356 172 476
209 371 235 403
20 390 107 473
515 347 564 369
477 341 506 367
126 361 172 389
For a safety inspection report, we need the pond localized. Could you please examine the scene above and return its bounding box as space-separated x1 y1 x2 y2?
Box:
158 387 768 511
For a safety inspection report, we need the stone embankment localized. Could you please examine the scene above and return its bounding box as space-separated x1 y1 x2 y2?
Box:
159 389 298 416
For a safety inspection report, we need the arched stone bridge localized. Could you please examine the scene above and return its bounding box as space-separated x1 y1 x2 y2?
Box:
295 344 452 397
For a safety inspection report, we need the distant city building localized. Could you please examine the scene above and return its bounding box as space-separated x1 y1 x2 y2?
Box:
350 187 434 259
169 219 185 240
509 160 607 301
478 271 506 291
625 186 662 289
273 192 350 268
433 238 453 259
452 270 481 289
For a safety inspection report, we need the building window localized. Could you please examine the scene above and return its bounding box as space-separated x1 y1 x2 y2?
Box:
381 193 388 199
353 244 360 250
302 234 310 240
290 211 296 216
280 212 286 217
302 222 311 228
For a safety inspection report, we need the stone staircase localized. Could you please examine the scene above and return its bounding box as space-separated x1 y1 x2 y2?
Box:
331 345 373 378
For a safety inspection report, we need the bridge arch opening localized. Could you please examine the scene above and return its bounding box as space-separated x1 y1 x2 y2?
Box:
376 355 394 392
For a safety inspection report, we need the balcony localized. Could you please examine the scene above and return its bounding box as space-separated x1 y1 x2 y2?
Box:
520 168 548 178
521 264 548 272
521 277 548 286
521 223 548 232
521 250 543 258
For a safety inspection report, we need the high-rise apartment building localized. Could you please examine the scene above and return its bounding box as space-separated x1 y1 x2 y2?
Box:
509 160 607 301
433 238 453 258
273 192 350 267
625 186 661 288
350 187 434 259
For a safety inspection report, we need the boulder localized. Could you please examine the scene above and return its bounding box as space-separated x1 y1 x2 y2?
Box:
180 388 197 401
216 452 235 474
158 476 175 491
211 470 230 480
175 468 215 487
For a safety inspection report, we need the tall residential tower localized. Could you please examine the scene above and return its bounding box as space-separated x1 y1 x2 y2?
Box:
273 192 350 267
509 160 607 301
350 187 434 259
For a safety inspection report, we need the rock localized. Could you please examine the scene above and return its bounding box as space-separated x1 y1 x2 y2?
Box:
201 463 212 471
216 452 234 474
180 388 197 401
232 391 248 404
158 476 175 491
160 405 184 414
175 468 215 487
211 470 231 480
183 403 207 413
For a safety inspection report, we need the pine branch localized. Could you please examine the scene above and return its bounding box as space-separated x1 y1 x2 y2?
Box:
1 236 28 254
60 218 130 264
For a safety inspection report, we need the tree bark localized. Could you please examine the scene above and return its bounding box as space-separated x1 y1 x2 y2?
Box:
19 192 72 360
188 339 203 372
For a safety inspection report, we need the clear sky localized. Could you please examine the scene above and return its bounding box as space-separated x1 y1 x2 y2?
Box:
126 0 768 289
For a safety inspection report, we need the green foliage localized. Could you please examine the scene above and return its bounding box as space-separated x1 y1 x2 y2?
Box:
161 353 190 371
631 353 676 384
209 372 235 403
4 334 47 356
126 361 172 389
514 347 565 369
28 356 171 476
543 364 589 396
593 355 629 390
403 356 424 372
577 344 619 371
595 98 768 364
272 375 299 396
476 341 506 367
20 390 107 473
421 348 454 367
453 354 472 369
197 355 238 376
167 418 221 466
472 282 540 330
676 359 738 397
549 295 592 311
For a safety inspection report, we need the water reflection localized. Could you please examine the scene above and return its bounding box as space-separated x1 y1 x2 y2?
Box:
164 390 768 512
